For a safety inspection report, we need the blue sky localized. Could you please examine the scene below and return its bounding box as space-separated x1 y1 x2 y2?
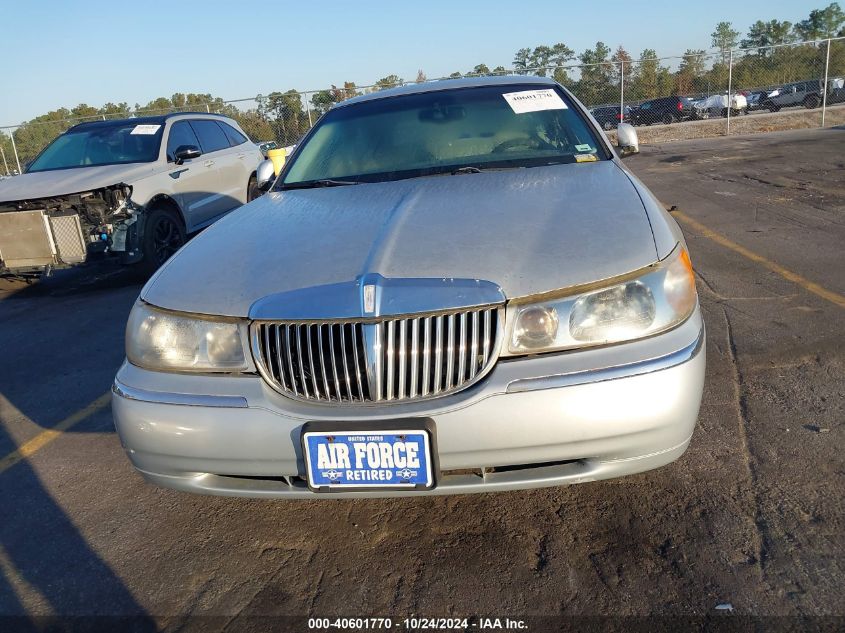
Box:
0 0 822 124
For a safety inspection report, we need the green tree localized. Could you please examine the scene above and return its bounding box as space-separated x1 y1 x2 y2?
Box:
676 49 707 93
795 2 845 39
711 21 741 65
470 63 491 76
374 75 403 90
611 45 632 87
512 48 532 72
265 90 309 144
632 49 666 100
576 42 614 105
741 19 795 54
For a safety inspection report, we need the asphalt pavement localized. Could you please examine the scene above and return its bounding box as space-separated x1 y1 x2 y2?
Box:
0 127 842 631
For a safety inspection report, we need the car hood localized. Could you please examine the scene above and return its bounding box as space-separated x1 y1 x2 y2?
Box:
0 163 156 201
143 161 660 318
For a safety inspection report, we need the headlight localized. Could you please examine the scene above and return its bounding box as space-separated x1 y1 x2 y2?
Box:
126 302 248 372
505 243 696 356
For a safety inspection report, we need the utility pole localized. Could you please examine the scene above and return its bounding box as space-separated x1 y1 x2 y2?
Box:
10 131 22 174
726 48 733 136
822 38 831 128
619 60 624 125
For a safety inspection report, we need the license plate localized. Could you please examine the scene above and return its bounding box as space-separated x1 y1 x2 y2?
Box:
302 421 435 491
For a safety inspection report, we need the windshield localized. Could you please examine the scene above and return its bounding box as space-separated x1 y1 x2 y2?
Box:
27 122 163 172
279 84 607 187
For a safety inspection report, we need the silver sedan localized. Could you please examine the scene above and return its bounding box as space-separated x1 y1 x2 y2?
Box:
112 76 705 498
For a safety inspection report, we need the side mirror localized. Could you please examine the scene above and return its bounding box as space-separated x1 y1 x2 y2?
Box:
174 145 201 164
616 123 639 158
256 159 276 191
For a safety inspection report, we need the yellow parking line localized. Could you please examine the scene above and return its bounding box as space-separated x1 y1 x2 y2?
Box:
674 210 845 309
0 392 111 475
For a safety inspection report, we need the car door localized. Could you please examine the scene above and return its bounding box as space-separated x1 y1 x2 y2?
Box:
164 120 222 232
786 83 803 106
187 119 241 228
218 121 256 206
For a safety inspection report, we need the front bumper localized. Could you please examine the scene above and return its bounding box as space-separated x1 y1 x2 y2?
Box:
112 308 705 498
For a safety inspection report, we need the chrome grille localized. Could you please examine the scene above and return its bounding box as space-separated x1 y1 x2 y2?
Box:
253 306 500 404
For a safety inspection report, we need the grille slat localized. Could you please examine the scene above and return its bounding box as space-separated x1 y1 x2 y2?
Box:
255 306 499 405
317 325 331 399
351 325 364 402
421 317 431 397
328 325 342 399
306 324 320 399
285 327 298 396
340 324 353 402
386 321 395 401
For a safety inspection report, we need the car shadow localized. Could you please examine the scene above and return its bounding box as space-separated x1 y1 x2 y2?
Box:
0 258 159 627
0 419 158 629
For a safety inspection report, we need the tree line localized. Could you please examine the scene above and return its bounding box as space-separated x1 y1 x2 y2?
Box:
2 3 844 171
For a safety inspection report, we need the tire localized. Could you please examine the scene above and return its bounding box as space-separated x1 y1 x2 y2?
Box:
721 108 729 118
803 94 820 109
136 207 186 277
603 121 613 130
765 102 779 113
661 113 673 125
247 175 262 202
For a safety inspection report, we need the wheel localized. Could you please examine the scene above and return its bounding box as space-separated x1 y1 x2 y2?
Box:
765 102 779 113
721 108 729 118
803 94 820 109
603 120 613 130
247 175 262 202
137 207 186 276
661 113 673 125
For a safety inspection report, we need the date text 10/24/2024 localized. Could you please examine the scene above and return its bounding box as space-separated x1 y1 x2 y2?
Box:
307 617 528 630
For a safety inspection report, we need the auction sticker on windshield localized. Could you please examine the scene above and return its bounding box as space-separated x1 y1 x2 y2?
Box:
302 425 435 491
502 89 568 114
130 124 161 135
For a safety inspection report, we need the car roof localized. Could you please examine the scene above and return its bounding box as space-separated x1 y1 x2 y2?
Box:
68 112 233 132
335 75 558 109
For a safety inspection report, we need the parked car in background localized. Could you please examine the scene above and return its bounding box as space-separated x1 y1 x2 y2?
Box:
257 141 279 157
0 113 264 278
746 89 778 112
761 80 822 111
113 76 705 499
590 105 624 130
627 96 697 125
692 93 747 119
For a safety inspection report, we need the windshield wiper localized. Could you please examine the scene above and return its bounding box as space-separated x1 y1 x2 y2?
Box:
281 179 359 190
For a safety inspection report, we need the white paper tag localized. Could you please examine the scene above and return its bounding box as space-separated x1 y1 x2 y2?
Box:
502 89 568 114
130 124 161 135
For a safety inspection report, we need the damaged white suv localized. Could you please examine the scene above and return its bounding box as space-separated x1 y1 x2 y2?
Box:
0 113 264 277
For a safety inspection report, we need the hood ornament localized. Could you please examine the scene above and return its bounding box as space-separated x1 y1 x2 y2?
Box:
363 284 376 314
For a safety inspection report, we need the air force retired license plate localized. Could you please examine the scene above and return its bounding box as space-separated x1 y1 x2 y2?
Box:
302 422 436 491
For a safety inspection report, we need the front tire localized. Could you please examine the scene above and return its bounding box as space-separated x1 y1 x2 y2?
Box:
247 175 262 202
804 94 820 109
136 207 186 277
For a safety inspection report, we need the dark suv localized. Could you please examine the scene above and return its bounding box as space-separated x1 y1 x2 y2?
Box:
628 96 696 125
590 106 624 130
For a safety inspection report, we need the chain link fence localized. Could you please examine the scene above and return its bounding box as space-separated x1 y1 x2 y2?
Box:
2 37 844 176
